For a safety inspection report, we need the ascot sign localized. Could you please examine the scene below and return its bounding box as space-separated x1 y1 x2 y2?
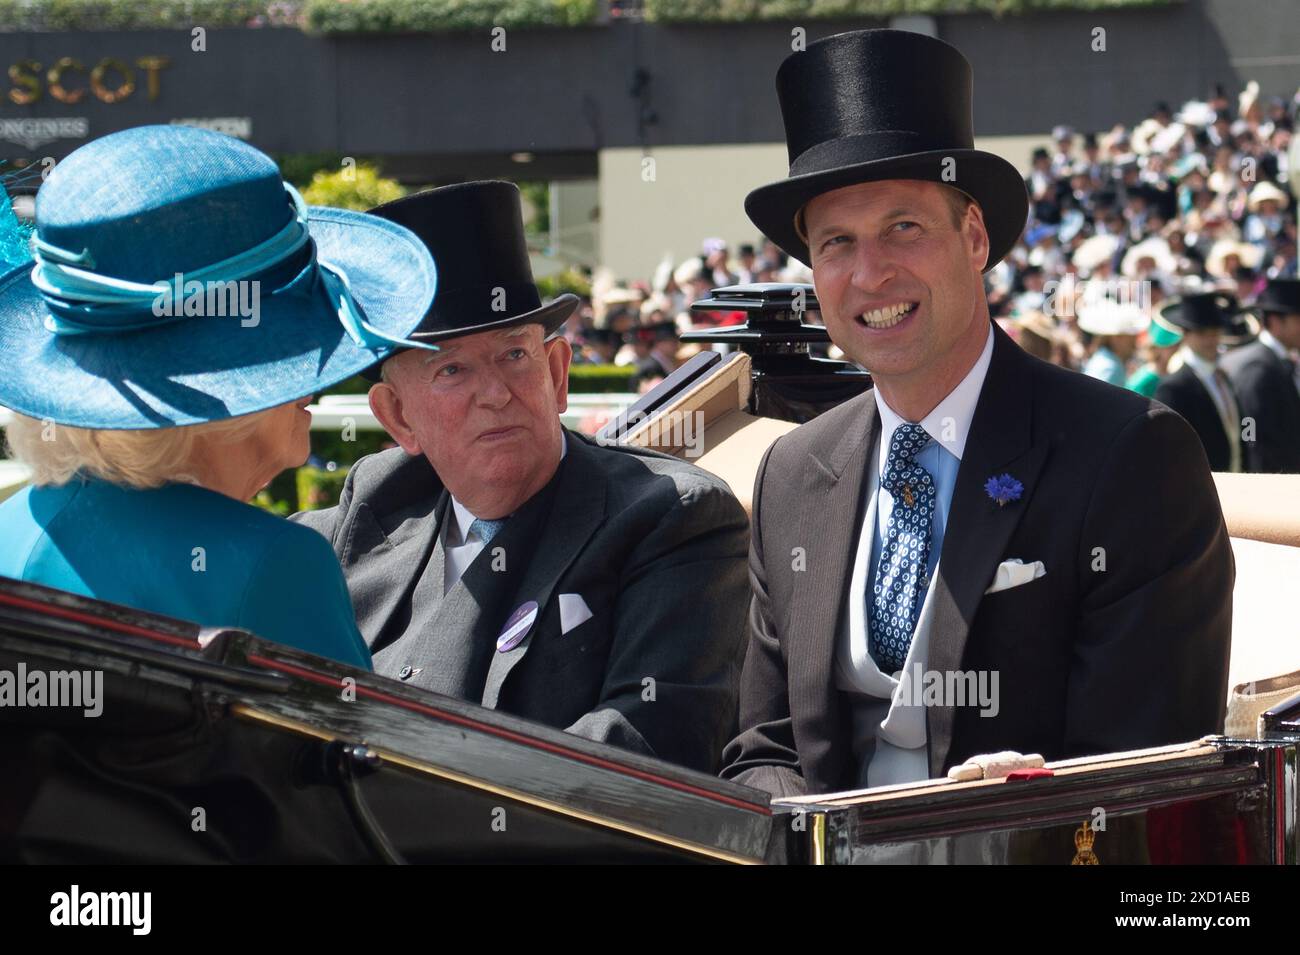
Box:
6 55 171 106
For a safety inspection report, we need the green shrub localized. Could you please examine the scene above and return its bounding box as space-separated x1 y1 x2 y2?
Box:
0 0 290 30
301 163 406 211
295 464 349 512
303 0 599 34
643 0 1180 21
568 363 637 393
537 268 592 300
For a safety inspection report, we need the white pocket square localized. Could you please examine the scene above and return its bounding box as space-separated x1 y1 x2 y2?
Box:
984 559 1047 595
559 593 594 635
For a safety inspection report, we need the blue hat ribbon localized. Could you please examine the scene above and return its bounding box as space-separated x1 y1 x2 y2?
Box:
29 184 439 354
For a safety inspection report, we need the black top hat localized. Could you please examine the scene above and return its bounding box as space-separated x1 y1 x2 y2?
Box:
1157 291 1241 332
744 29 1028 271
636 320 678 343
367 181 578 344
1255 278 1300 317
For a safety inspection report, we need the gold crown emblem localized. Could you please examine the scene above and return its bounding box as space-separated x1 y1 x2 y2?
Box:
1071 820 1099 865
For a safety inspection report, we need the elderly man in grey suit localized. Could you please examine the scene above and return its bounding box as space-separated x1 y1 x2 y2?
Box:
293 182 750 774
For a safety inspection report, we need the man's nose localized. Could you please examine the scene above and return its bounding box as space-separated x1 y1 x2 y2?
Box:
474 367 512 408
849 239 897 293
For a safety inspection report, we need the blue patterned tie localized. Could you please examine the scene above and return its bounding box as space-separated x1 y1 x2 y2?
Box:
469 517 508 544
868 423 936 673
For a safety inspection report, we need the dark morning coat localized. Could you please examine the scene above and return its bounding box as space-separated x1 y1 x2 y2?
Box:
720 322 1234 797
293 430 751 774
1153 364 1241 472
1222 340 1300 474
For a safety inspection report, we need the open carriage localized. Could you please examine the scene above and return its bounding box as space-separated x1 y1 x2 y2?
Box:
3 285 1297 864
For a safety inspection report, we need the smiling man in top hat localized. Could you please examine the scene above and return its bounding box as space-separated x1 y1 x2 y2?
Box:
292 181 750 773
1222 277 1300 473
720 29 1234 797
1153 291 1247 473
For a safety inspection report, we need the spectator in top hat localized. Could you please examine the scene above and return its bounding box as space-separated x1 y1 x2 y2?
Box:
1154 292 1247 471
1222 277 1300 473
293 181 751 773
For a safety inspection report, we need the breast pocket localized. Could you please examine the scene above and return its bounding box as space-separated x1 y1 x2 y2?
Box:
531 602 612 674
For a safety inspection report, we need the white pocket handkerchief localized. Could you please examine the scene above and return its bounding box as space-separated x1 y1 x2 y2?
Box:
559 593 594 635
984 558 1047 595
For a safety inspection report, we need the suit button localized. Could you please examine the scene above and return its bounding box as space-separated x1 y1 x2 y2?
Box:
398 665 413 680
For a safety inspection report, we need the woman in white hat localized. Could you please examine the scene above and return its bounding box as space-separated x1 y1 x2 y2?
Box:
1077 300 1149 387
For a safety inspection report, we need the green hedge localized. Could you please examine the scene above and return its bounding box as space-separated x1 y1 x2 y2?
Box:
303 0 599 33
568 363 637 393
0 0 295 30
536 268 592 300
0 0 1172 32
0 0 599 32
643 0 1180 21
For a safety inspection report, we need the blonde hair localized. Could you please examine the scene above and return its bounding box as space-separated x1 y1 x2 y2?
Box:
5 411 266 489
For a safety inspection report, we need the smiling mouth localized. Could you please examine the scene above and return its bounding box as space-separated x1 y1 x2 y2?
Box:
856 302 917 329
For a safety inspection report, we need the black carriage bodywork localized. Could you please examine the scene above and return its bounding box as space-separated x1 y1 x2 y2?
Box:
2 574 1297 865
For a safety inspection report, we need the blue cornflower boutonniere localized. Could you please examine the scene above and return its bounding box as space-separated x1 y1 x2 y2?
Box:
984 473 1023 507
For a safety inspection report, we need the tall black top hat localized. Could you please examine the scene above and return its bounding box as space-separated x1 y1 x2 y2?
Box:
368 181 578 344
1157 291 1242 332
744 29 1029 271
1255 278 1300 317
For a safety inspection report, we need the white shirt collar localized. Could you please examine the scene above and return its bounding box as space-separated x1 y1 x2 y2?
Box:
872 323 995 469
448 430 568 545
1180 345 1220 379
1258 329 1292 363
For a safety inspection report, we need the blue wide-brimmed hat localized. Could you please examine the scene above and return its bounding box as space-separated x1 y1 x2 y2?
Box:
0 125 438 429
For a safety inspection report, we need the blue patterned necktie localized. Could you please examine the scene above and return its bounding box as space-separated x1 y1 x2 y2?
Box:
469 517 508 545
868 423 936 674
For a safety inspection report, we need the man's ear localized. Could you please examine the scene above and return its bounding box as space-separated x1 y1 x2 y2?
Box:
545 335 573 415
965 201 991 272
368 374 422 456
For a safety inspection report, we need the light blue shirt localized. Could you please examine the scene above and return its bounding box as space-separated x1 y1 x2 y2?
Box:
0 477 371 670
866 325 995 603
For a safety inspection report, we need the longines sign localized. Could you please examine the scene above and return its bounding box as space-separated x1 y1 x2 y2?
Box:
0 117 89 151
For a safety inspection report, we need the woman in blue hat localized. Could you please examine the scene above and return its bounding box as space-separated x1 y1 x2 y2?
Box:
0 126 439 669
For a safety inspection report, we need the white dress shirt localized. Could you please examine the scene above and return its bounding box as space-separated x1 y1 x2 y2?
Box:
443 432 568 593
835 324 995 787
1180 346 1243 472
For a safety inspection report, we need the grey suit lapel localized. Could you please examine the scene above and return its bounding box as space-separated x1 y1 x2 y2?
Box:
481 433 608 708
342 489 445 650
794 392 878 776
925 326 1051 777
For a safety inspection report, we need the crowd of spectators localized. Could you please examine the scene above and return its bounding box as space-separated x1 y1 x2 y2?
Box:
558 80 1298 472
